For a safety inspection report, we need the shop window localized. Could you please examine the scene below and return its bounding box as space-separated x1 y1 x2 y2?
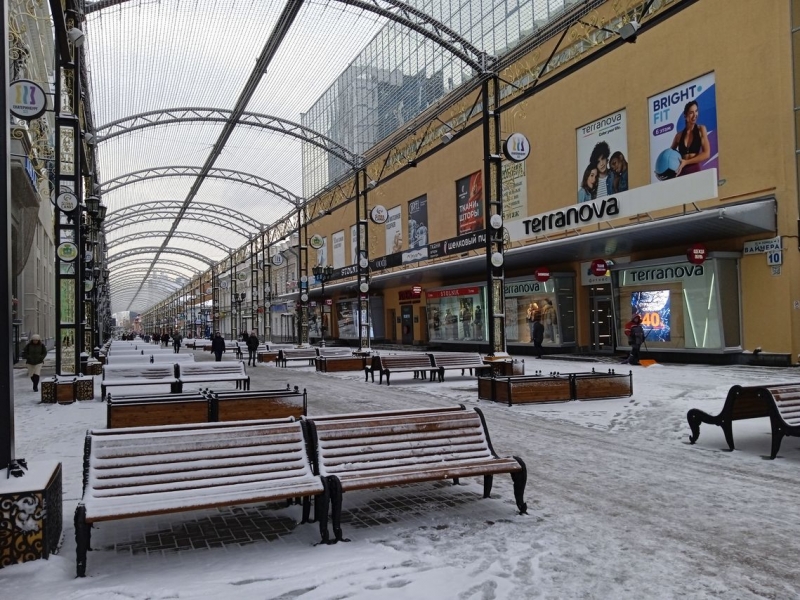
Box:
504 276 576 346
426 286 487 343
613 257 740 351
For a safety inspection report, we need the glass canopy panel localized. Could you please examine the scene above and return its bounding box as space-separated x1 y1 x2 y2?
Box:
96 122 228 182
191 178 291 228
84 0 285 124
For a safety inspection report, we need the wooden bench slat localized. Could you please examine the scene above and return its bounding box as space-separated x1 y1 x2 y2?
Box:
321 448 495 473
91 463 313 495
319 432 487 455
333 459 524 492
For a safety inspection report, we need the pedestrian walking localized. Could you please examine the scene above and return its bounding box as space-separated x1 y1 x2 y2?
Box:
172 331 183 354
24 334 47 391
531 315 544 359
211 332 226 362
246 330 259 367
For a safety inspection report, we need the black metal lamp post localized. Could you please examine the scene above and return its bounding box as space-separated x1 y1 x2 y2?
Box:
312 264 334 347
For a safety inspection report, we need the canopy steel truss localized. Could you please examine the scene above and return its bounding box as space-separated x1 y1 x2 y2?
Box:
104 201 262 236
108 246 217 267
110 267 194 283
110 258 201 277
102 166 304 207
96 108 360 167
107 231 233 255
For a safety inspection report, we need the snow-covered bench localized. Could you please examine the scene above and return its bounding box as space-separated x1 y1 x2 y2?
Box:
366 354 438 385
304 406 528 542
177 361 250 391
278 348 317 367
428 352 490 381
688 382 800 458
101 364 179 401
74 418 331 576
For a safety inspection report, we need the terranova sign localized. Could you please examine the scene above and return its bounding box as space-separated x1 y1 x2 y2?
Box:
505 169 718 242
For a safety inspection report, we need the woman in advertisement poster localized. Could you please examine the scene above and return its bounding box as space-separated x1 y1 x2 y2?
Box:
578 165 598 203
670 101 711 176
460 300 472 340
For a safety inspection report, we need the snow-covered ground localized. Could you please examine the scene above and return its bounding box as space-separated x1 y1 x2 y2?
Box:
3 351 800 599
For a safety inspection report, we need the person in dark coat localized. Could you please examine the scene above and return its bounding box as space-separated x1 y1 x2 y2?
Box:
625 314 645 365
24 334 47 391
532 315 545 359
172 331 183 354
246 330 260 367
211 332 226 362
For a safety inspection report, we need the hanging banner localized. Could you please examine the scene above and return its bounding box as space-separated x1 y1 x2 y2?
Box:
385 205 402 254
332 230 345 269
456 171 483 234
649 72 718 183
502 161 527 220
350 224 358 265
316 237 328 267
408 194 428 249
577 109 629 203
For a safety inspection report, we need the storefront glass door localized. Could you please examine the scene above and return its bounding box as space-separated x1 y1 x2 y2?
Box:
590 295 615 352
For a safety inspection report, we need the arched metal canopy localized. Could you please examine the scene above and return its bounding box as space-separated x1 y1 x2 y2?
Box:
109 266 197 283
97 109 360 167
107 231 233 255
101 167 304 207
108 246 217 267
104 201 263 236
110 258 202 277
87 0 496 312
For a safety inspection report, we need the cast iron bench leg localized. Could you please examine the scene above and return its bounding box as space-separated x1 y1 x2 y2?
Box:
315 477 332 545
483 474 493 498
770 411 785 459
75 505 91 577
327 475 350 543
511 456 528 515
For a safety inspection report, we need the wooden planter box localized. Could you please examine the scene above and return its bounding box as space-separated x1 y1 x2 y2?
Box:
479 375 572 405
257 351 279 363
478 370 633 405
0 461 62 568
56 380 76 405
40 378 57 404
316 356 366 372
75 376 95 401
572 370 633 400
482 359 525 377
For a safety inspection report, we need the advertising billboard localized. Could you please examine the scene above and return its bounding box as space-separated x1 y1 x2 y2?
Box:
456 171 483 234
577 109 628 203
315 236 327 268
385 206 402 254
408 194 428 249
631 290 671 342
332 230 345 269
649 72 718 183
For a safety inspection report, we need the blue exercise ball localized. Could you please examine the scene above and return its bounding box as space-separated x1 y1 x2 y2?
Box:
654 148 682 180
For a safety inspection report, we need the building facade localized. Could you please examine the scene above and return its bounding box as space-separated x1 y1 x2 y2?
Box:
290 0 799 363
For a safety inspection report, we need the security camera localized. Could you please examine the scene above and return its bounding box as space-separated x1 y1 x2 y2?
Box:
366 180 377 189
441 132 454 144
67 26 86 47
84 132 96 146
619 20 640 43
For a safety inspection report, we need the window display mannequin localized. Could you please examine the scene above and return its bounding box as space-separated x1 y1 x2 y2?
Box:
526 302 540 343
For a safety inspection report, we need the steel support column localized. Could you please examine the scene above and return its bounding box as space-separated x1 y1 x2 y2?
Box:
356 169 370 351
483 75 506 356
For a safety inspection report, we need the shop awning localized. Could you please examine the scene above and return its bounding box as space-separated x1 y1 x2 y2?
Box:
311 197 777 294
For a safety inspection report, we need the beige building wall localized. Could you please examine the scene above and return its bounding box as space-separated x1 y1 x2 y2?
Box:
306 0 798 357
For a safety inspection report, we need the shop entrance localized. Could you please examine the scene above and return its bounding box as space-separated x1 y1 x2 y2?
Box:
401 305 414 345
589 292 615 353
387 309 396 342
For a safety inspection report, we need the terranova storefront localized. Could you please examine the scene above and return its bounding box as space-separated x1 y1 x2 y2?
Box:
609 253 742 353
425 275 576 347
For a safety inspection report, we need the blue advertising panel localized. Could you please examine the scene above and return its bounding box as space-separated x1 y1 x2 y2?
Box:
631 290 671 342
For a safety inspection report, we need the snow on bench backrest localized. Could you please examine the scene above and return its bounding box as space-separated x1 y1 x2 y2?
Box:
379 354 433 368
312 409 493 477
430 353 485 366
102 365 176 381
82 419 318 519
179 362 246 377
765 385 800 426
